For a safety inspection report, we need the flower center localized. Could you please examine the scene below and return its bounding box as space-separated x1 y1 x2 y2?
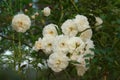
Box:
48 43 52 47
48 31 54 34
38 43 42 48
76 42 80 48
18 21 23 26
69 27 74 31
56 60 61 65
61 42 65 46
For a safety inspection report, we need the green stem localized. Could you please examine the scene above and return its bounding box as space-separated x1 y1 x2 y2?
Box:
18 33 22 73
12 33 16 70
70 0 79 13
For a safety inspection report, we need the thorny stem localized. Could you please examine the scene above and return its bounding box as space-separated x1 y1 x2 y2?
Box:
0 34 32 48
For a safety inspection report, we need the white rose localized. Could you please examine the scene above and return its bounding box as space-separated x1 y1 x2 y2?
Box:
95 17 103 26
84 39 95 59
74 15 92 41
75 39 94 76
69 52 80 61
12 13 31 33
47 53 69 72
80 28 93 42
43 24 58 37
53 35 69 54
61 19 78 37
67 37 85 53
74 14 89 32
33 38 43 51
43 7 51 16
76 65 87 76
42 36 55 54
77 54 86 65
31 15 35 19
76 54 88 76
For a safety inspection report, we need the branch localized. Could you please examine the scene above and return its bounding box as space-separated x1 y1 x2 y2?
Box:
76 28 91 36
0 34 32 48
77 25 102 36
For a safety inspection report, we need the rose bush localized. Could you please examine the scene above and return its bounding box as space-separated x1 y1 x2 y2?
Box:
0 0 120 80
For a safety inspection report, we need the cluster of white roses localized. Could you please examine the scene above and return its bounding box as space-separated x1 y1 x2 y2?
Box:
33 14 95 76
12 6 51 33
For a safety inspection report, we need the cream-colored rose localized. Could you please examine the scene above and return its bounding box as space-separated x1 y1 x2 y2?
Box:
95 17 103 26
35 12 39 16
76 54 88 76
61 19 78 37
43 24 58 37
76 65 87 76
53 35 69 53
33 38 43 51
83 39 95 59
42 36 55 54
47 53 69 72
12 13 31 33
74 14 89 32
80 28 93 42
43 7 51 16
67 37 85 53
73 15 92 41
31 15 35 19
69 52 80 61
